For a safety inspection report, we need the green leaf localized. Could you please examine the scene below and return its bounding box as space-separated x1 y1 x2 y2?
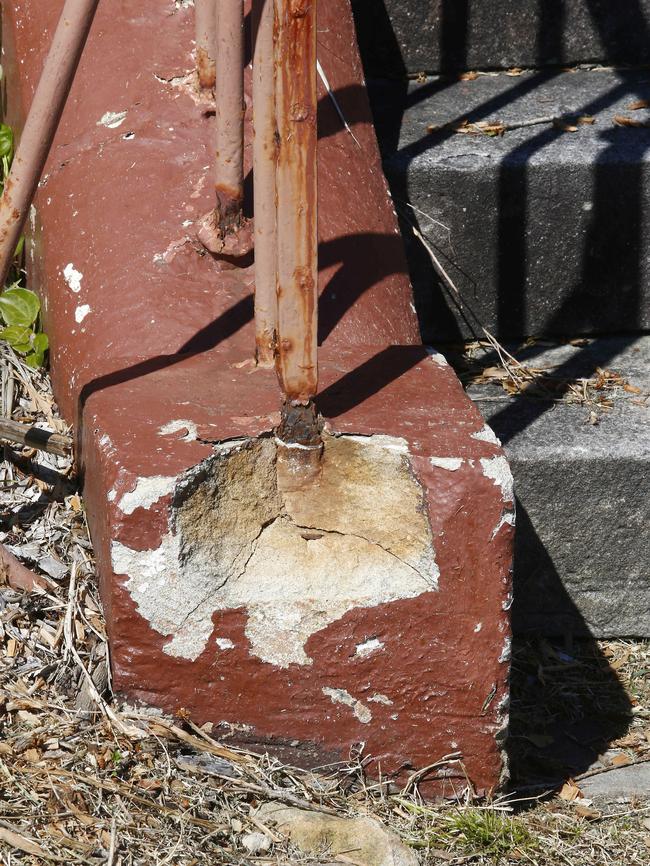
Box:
0 287 40 327
14 236 24 259
31 332 48 353
0 324 31 352
0 124 13 160
25 349 46 368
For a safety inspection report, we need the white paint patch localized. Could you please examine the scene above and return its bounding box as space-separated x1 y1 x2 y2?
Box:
118 476 176 515
491 511 515 539
158 419 198 442
343 433 409 453
355 638 384 658
29 204 37 232
216 638 234 650
322 687 372 724
75 304 91 323
107 488 117 502
63 263 83 293
480 456 514 503
474 622 483 633
368 693 393 705
425 347 449 366
97 110 127 129
430 457 463 471
471 424 501 447
499 637 512 664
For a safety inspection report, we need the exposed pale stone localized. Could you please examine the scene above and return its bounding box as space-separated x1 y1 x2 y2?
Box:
256 804 419 866
112 433 439 667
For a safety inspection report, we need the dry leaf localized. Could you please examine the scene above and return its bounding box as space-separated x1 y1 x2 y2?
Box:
574 803 601 819
614 114 650 128
506 67 523 76
553 120 578 132
627 99 650 110
610 753 632 767
559 782 582 801
578 115 596 125
623 382 642 394
23 747 41 763
460 71 479 81
0 826 50 859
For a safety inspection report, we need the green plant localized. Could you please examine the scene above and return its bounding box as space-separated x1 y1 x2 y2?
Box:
0 284 48 367
0 121 14 185
0 121 48 367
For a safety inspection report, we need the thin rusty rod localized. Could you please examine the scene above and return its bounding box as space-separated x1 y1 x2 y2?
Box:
252 0 277 366
0 0 100 289
274 0 319 423
195 0 217 90
197 0 251 254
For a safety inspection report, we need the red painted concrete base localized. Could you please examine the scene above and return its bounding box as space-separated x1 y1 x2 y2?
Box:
3 0 513 795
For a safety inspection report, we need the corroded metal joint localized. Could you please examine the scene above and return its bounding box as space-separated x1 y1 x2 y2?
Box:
276 398 322 446
275 399 323 491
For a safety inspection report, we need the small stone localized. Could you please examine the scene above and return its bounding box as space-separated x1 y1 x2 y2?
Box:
256 804 418 866
580 763 650 805
240 832 272 855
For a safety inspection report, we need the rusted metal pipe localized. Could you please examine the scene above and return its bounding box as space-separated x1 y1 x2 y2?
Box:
195 0 217 90
197 0 253 256
0 0 100 289
252 0 277 366
273 0 319 439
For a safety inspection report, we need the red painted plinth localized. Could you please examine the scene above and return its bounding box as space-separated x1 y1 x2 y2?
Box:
3 0 513 795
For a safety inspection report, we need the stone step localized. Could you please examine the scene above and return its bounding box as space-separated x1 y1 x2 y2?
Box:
461 336 650 638
352 0 650 76
373 67 650 341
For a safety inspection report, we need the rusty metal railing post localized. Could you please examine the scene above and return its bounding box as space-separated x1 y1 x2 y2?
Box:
195 0 216 90
252 0 277 366
197 0 253 256
273 0 319 449
0 0 100 289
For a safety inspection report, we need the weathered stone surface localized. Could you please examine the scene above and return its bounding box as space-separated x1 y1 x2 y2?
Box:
257 804 418 866
352 0 650 76
580 763 650 804
467 337 650 637
376 68 650 341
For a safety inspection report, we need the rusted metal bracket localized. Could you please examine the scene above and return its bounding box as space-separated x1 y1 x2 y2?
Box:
0 0 100 289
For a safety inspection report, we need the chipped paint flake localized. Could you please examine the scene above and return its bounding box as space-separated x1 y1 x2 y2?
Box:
368 693 393 705
63 263 83 293
430 457 463 471
471 424 501 446
322 687 372 724
118 475 176 515
75 304 91 323
355 638 384 658
216 638 234 650
97 110 127 129
158 419 199 442
491 511 515 539
480 455 514 503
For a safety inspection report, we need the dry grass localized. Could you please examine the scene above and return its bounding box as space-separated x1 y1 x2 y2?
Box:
0 349 649 865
